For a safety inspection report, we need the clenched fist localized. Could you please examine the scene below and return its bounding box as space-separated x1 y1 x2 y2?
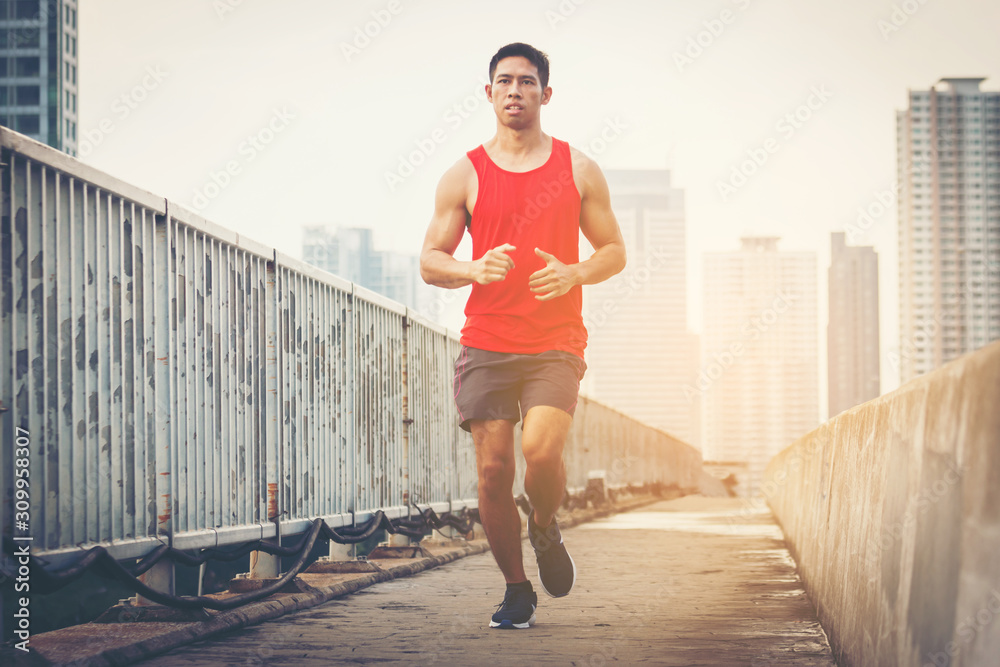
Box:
472 243 516 285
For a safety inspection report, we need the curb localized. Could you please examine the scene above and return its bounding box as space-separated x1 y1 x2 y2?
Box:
101 541 493 667
10 493 665 666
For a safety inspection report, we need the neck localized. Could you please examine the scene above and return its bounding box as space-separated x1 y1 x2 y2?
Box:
493 122 547 155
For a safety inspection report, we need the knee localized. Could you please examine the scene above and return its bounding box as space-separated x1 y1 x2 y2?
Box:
522 442 563 474
478 455 515 497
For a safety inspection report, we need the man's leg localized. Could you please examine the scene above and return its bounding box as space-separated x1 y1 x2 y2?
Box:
520 404 577 598
521 406 573 529
470 418 527 584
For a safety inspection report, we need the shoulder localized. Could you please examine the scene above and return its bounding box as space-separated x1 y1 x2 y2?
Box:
437 154 477 192
565 144 607 199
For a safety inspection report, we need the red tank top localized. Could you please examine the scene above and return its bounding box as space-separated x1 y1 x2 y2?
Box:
461 138 587 358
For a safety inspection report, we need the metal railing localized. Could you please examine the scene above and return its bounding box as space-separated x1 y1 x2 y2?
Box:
1 127 703 572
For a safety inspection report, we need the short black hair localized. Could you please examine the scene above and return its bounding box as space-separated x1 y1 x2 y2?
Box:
488 43 550 88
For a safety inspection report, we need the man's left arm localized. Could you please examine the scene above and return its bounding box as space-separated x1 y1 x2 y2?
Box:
529 154 627 301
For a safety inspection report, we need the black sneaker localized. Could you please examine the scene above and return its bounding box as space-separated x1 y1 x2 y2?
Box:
528 510 576 598
489 586 537 629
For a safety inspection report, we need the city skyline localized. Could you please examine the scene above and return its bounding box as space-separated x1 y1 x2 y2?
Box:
66 0 1000 402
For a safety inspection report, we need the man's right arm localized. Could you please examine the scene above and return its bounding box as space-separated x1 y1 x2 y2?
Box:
420 158 516 289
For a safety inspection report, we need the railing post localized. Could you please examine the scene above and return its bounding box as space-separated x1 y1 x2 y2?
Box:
250 257 281 580
390 314 413 547
329 540 354 560
137 210 175 605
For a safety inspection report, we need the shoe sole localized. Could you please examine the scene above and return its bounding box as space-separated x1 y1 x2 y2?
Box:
538 549 576 598
489 612 536 629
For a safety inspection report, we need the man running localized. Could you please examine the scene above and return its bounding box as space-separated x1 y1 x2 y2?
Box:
419 42 626 629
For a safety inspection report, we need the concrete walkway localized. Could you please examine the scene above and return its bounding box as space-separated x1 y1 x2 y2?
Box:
136 496 835 666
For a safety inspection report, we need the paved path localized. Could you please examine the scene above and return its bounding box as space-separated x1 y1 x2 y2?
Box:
137 496 835 666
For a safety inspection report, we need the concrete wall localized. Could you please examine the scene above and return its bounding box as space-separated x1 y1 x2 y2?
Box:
511 395 706 498
765 340 1000 667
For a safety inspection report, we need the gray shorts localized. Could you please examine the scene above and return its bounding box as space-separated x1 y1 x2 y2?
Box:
453 346 587 432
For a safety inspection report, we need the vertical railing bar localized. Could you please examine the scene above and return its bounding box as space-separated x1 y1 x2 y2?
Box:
121 201 137 540
32 163 48 547
94 189 109 544
108 195 124 542
233 249 243 526
133 206 149 541
317 281 326 517
180 225 192 533
278 267 288 528
2 150 18 557
153 206 172 550
82 182 98 542
287 271 297 522
55 173 73 546
41 166 55 547
265 257 279 536
194 232 206 531
228 244 238 528
240 250 250 526
255 256 265 525
300 274 309 519
187 228 199 532
169 216 181 539
193 231 204 530
208 236 220 531
296 272 302 517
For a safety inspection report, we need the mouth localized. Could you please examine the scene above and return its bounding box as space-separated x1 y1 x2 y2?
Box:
505 104 524 112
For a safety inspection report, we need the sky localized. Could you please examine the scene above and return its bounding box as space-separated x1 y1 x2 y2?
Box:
77 0 1000 401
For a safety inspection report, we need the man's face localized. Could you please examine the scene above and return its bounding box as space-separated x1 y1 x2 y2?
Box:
487 56 552 128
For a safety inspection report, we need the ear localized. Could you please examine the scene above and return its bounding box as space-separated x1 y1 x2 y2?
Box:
486 83 493 102
541 86 553 106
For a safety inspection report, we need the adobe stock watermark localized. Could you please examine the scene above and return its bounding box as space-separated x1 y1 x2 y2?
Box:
212 0 245 20
673 0 754 73
545 0 588 30
844 142 938 244
924 590 1000 667
244 623 297 666
78 66 169 158
385 79 490 192
683 289 800 403
716 85 833 202
191 107 296 212
507 114 630 235
1 1 58 48
340 0 406 63
886 291 966 373
584 246 671 331
724 430 830 532
865 461 961 566
581 116 629 159
878 0 932 41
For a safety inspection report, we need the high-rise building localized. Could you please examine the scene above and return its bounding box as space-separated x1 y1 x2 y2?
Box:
302 225 434 315
581 169 699 446
896 78 1000 383
0 0 79 155
828 232 880 417
701 237 818 497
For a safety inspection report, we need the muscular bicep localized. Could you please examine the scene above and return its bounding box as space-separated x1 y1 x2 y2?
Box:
421 160 472 258
578 159 624 252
